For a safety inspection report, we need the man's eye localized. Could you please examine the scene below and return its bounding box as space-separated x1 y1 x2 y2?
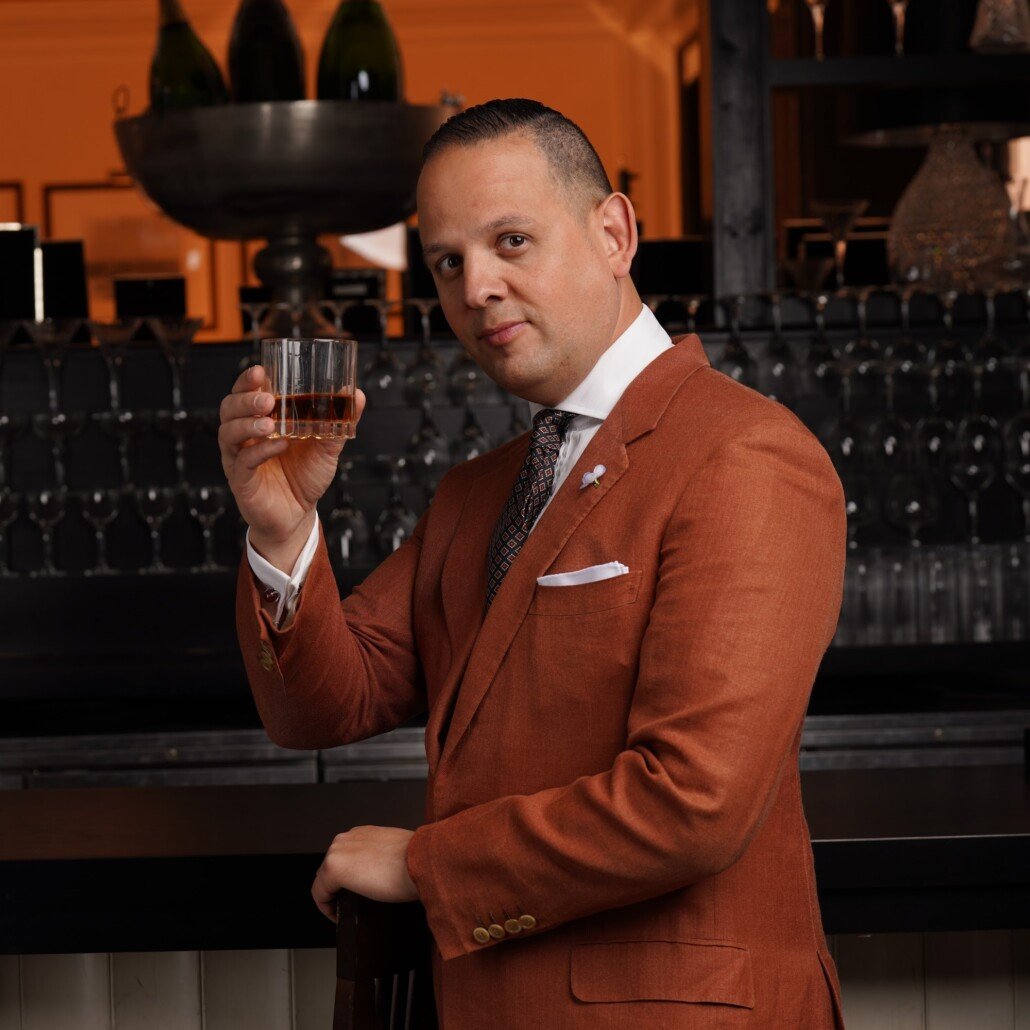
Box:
504 235 526 248
438 255 461 273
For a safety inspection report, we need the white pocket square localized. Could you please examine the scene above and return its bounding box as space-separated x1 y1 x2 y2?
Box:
536 561 630 587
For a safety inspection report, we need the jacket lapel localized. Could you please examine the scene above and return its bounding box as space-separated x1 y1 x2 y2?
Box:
434 333 710 770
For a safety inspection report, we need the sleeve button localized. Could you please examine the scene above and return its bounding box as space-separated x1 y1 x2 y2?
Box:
503 919 522 934
518 914 537 930
473 927 491 944
488 923 506 939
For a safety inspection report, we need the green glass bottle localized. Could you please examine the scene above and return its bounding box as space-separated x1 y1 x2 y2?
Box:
149 0 229 113
317 0 404 101
228 0 305 103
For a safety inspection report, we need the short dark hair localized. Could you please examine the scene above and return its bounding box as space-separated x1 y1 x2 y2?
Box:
420 98 612 213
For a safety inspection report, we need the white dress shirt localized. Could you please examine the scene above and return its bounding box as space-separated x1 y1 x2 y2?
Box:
247 302 673 626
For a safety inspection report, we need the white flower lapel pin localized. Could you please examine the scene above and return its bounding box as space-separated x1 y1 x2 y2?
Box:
580 464 606 490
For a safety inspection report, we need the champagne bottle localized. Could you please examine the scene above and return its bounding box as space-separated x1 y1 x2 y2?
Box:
317 0 404 101
149 0 229 113
228 0 306 103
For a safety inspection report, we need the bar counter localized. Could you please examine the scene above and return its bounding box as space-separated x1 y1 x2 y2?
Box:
1 764 1028 954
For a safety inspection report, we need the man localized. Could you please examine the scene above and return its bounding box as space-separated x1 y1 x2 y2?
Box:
221 98 847 1028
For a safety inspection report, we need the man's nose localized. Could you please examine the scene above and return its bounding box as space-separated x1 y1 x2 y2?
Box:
462 256 508 309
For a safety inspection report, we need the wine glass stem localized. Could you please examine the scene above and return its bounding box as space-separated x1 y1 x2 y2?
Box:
968 495 980 545
170 361 183 409
891 2 906 55
833 239 846 287
0 443 7 489
1022 497 1030 541
202 523 216 567
45 358 61 414
810 4 826 59
118 435 132 486
150 527 164 569
94 528 110 571
52 441 66 490
40 527 56 574
0 529 9 574
175 435 187 484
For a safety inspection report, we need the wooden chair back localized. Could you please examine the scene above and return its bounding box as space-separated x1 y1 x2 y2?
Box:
332 888 438 1030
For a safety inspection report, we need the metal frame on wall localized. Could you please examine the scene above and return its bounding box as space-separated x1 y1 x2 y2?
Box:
42 178 219 329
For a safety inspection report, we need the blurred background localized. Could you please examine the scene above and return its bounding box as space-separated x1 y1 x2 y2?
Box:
1 1 1029 1028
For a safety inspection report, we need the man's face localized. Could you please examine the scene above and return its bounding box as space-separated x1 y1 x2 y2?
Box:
416 134 622 406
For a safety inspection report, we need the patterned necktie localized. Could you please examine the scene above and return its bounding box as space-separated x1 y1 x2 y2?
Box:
485 407 576 610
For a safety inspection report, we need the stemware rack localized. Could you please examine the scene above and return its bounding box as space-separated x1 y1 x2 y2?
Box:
0 287 1028 735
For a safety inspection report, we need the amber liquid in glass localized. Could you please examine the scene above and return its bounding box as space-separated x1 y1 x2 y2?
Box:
270 390 356 439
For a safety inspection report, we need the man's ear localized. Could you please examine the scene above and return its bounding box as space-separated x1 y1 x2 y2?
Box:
600 192 637 279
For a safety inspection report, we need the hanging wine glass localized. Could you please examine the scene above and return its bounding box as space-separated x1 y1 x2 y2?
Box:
839 288 886 418
407 399 450 493
502 401 530 444
809 199 869 290
135 485 177 574
22 317 82 414
90 318 142 412
838 470 877 645
154 408 204 486
326 491 371 570
1003 409 1030 537
0 488 21 578
447 346 495 406
403 300 446 406
804 0 830 59
947 414 1002 545
362 299 406 408
930 290 975 419
452 405 492 465
0 413 27 490
186 484 227 572
886 0 911 54
969 289 1020 418
882 286 930 420
79 488 121 576
714 296 757 388
147 315 203 409
31 411 87 491
93 409 152 489
27 489 67 577
238 299 269 372
756 293 797 409
374 491 418 555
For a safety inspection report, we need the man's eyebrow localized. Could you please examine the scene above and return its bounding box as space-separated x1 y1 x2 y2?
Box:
421 214 538 262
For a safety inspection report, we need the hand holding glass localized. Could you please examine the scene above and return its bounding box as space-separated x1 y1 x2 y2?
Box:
260 337 358 440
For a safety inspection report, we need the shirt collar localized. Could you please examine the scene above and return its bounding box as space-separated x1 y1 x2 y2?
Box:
527 303 673 423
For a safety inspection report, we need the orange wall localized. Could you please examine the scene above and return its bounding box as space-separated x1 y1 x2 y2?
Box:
0 0 690 340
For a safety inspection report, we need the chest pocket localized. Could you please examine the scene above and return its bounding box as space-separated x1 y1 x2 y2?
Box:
528 568 643 616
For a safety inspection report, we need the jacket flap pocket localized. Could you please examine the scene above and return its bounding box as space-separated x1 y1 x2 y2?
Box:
570 938 755 1008
529 568 642 616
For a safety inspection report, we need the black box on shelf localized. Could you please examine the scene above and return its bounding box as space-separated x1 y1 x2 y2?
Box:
631 237 713 296
0 225 38 320
41 240 89 319
114 275 187 319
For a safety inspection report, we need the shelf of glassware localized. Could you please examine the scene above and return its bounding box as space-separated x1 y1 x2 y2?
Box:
770 53 1030 90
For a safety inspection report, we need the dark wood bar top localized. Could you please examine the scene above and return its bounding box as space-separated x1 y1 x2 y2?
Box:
1 765 1028 953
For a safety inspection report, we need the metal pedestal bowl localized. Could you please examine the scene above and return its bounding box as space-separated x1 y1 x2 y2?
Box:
114 101 450 314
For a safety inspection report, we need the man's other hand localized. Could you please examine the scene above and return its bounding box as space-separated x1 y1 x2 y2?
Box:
311 825 418 921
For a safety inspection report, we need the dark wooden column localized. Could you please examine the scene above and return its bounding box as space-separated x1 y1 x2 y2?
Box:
706 0 775 296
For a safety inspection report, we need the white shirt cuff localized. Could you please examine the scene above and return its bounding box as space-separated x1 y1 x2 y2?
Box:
246 516 321 627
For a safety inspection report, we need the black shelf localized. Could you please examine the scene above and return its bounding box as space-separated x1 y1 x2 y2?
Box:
770 53 1030 90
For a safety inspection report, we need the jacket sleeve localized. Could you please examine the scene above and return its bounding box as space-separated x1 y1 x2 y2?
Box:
405 416 847 961
236 509 430 750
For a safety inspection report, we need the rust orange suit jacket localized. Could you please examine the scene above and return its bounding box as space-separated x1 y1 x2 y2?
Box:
237 333 849 1029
